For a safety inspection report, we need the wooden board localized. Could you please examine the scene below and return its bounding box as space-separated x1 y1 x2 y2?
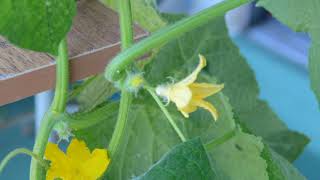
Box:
0 0 147 105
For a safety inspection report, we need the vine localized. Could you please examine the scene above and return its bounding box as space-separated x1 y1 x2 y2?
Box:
107 0 134 158
30 39 69 180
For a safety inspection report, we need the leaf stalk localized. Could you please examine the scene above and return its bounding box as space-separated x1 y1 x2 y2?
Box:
146 87 187 142
0 148 49 175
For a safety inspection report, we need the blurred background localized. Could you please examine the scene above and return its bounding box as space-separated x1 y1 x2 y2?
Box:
1 0 319 179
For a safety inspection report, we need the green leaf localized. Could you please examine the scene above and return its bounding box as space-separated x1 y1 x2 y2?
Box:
236 119 306 180
208 131 269 180
101 0 166 32
144 14 309 161
0 0 76 55
257 0 320 107
263 130 309 162
70 75 117 112
135 138 216 180
235 100 310 162
262 145 306 180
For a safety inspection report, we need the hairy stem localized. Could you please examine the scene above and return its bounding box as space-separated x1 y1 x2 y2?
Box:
105 0 252 81
30 39 69 180
0 148 49 174
108 0 134 158
108 91 132 156
146 87 187 142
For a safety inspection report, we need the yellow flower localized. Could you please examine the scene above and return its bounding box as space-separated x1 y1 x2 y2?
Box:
156 55 224 120
45 138 110 180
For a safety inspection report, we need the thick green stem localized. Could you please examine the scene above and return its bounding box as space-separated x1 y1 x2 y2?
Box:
30 39 69 180
146 87 187 142
0 148 49 174
108 0 134 158
105 0 252 81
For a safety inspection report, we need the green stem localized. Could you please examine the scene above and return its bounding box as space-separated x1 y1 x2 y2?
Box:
108 91 132 156
30 39 69 180
108 0 134 158
51 39 69 112
0 148 49 174
205 128 237 150
105 0 252 81
146 87 187 142
119 0 133 50
68 102 118 130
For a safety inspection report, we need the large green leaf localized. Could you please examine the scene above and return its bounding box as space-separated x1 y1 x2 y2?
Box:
257 0 320 107
135 138 216 180
144 14 309 161
238 119 306 180
208 131 268 180
0 0 76 55
233 99 309 161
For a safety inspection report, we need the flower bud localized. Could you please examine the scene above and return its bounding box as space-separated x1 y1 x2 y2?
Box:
125 72 145 94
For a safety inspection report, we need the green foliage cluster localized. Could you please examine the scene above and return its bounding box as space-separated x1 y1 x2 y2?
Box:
0 0 317 179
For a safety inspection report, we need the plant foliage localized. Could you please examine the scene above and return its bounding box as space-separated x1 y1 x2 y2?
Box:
0 0 316 180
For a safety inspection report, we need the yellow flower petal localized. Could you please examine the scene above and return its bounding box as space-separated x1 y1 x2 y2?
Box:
82 149 110 180
46 162 70 180
169 85 192 108
156 55 222 121
194 99 219 121
45 139 110 180
66 139 91 163
45 143 69 166
45 143 71 180
179 102 198 118
189 83 224 98
177 54 206 86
